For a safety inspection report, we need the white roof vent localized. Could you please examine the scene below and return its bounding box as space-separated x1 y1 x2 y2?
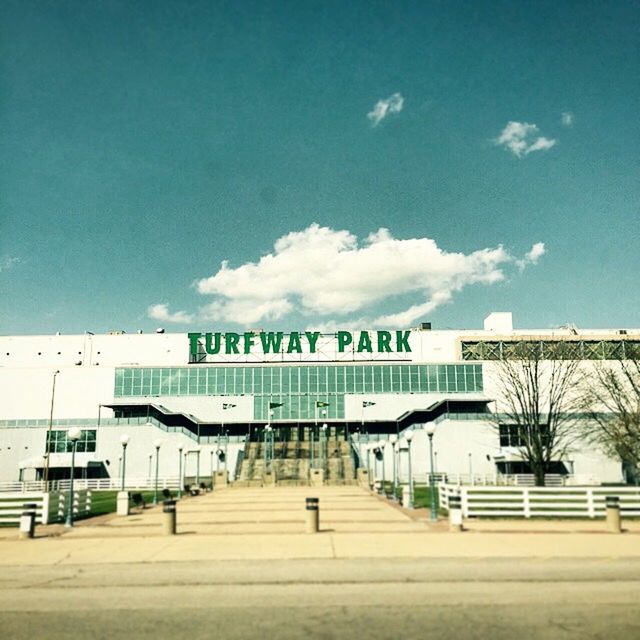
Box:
484 312 513 333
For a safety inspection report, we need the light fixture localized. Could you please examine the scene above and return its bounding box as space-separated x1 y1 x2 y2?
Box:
424 421 436 436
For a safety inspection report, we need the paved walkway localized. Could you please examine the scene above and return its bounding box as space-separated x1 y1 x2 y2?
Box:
1 486 639 566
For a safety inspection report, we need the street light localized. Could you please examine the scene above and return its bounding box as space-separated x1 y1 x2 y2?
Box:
65 427 82 527
153 439 162 505
119 434 130 491
195 446 201 485
321 423 328 471
264 425 272 470
405 430 414 508
378 439 386 493
178 446 183 499
424 421 437 522
389 434 398 499
43 369 60 490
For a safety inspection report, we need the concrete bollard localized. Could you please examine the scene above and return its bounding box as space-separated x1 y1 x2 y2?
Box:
18 503 37 540
116 491 130 516
402 485 412 509
162 499 177 535
310 469 324 487
305 497 319 534
606 495 621 533
448 494 463 532
215 470 229 487
374 480 383 495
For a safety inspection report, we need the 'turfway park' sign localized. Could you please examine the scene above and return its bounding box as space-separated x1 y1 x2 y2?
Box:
188 330 412 356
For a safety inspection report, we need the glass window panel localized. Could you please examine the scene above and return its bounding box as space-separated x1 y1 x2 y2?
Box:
353 366 364 393
187 369 198 394
234 369 243 394
252 368 261 393
327 367 336 393
289 367 299 393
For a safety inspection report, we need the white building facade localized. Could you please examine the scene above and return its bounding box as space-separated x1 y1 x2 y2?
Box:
0 312 636 486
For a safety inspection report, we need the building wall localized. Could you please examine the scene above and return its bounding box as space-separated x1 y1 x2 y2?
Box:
1 318 636 485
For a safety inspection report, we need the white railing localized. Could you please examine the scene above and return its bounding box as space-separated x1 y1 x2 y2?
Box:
0 490 92 525
0 477 181 493
413 473 600 487
438 484 640 518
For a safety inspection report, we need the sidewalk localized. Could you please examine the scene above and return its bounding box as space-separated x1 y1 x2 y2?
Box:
1 486 638 566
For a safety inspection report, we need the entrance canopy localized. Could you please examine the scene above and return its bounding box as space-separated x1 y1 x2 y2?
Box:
19 453 103 470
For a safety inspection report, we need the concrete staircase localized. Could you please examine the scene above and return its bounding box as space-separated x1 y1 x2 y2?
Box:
236 438 356 487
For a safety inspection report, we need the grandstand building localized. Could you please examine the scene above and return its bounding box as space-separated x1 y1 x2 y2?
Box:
0 312 637 486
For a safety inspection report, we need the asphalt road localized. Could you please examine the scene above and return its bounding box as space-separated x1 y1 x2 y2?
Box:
2 558 640 639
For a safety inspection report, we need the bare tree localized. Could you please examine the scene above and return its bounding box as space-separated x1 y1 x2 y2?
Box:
582 356 640 484
490 342 581 486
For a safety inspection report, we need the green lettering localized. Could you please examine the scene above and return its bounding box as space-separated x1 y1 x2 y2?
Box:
243 332 255 354
357 331 373 353
337 331 353 352
286 331 302 353
225 332 240 354
305 331 320 353
260 331 283 353
205 333 222 355
377 331 392 353
188 332 202 356
396 330 411 352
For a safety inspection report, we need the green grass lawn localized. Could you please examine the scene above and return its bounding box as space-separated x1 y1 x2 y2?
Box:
85 490 165 518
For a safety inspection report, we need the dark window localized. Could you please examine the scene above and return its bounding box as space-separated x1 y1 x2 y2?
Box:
46 429 97 453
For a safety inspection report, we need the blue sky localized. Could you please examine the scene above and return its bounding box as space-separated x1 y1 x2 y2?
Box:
1 0 638 334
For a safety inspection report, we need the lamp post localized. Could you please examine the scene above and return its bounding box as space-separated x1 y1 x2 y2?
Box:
378 439 386 493
178 446 183 499
368 445 374 487
389 434 398 499
309 426 314 470
195 446 201 486
321 423 328 471
153 439 161 505
120 434 130 491
43 369 60 490
65 427 82 527
424 421 437 522
468 452 473 485
264 425 272 471
405 430 414 508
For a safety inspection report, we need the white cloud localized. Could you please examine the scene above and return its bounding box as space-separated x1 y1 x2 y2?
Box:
0 256 20 272
525 242 546 263
515 242 546 270
186 224 545 328
561 111 574 127
495 121 557 157
147 303 194 324
367 93 404 127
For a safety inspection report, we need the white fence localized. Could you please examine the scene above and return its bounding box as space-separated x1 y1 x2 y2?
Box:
438 484 640 518
0 490 92 525
413 473 600 487
0 477 181 493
